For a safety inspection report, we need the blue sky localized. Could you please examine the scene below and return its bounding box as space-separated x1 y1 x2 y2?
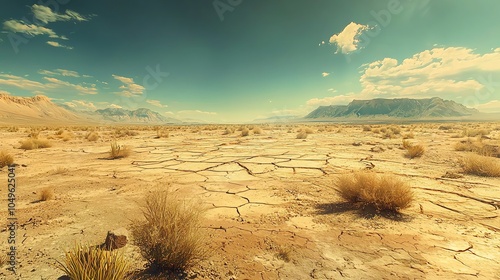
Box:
0 0 499 122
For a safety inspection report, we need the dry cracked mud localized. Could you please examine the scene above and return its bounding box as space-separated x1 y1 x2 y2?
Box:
0 123 499 279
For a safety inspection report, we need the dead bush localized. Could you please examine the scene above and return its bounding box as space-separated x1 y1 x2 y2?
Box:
335 172 413 212
0 150 14 168
131 189 207 272
109 142 131 159
461 154 500 177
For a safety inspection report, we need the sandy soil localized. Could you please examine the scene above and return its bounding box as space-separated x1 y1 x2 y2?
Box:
0 123 499 280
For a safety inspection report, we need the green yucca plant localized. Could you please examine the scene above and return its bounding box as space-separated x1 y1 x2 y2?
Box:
56 244 130 280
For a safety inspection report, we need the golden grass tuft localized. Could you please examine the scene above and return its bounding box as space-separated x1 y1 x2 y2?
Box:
86 131 99 141
109 141 131 159
362 125 371 132
241 127 250 137
39 188 54 201
131 189 207 272
462 129 490 137
19 138 52 150
56 243 130 280
460 154 500 177
335 172 413 212
402 140 424 158
0 150 14 168
296 131 308 139
253 126 263 134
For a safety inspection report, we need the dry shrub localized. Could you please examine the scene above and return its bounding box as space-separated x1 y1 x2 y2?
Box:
7 126 19 132
39 188 54 201
241 128 250 137
131 189 207 272
222 128 232 135
362 125 371 132
402 140 424 158
461 154 500 177
253 126 263 134
57 244 130 280
402 132 414 139
0 150 14 168
275 245 292 262
371 128 380 134
296 131 308 139
86 131 99 141
335 172 413 212
19 138 52 150
156 129 169 138
462 129 490 137
109 142 131 159
58 130 74 141
406 144 425 159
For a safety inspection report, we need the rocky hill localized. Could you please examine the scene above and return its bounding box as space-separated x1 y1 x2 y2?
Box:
305 97 479 119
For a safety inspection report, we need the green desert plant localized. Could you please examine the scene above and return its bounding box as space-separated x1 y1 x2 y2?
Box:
56 243 130 280
0 150 14 168
335 171 413 212
460 154 500 177
131 189 207 272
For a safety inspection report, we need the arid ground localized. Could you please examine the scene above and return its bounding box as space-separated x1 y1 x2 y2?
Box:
0 123 499 280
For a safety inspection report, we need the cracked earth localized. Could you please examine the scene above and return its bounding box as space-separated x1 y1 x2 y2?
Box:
0 124 499 279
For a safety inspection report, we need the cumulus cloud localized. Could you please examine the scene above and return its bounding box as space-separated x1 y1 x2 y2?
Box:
3 19 61 38
112 74 145 96
306 47 500 109
473 100 500 113
47 41 73 49
32 4 90 24
43 77 98 95
146 99 167 108
39 69 80 77
177 110 217 115
322 72 330 77
329 22 372 54
359 47 500 98
306 94 357 107
109 104 123 109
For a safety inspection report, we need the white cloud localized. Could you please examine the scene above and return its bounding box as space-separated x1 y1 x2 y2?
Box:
43 77 97 95
177 110 217 115
322 72 330 77
306 93 357 107
146 99 167 108
329 22 372 54
3 19 61 38
39 69 80 77
47 41 73 49
359 47 500 98
73 100 96 110
0 74 98 95
64 102 76 108
109 104 123 109
305 47 500 109
32 4 90 24
112 75 145 96
474 100 500 113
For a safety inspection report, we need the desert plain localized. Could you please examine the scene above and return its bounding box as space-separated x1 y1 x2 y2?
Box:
0 122 499 280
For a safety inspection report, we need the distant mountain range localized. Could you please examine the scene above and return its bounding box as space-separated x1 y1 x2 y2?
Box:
0 94 181 124
305 97 479 119
93 108 181 124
